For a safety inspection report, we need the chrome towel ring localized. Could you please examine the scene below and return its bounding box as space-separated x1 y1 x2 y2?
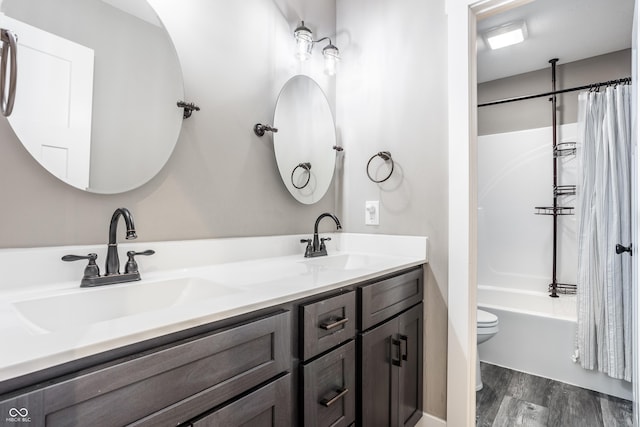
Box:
291 162 312 189
366 151 394 183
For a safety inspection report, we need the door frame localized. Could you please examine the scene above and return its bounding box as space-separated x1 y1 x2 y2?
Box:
632 1 639 424
444 0 579 425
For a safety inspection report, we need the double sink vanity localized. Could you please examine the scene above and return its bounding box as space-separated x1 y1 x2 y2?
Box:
0 230 427 426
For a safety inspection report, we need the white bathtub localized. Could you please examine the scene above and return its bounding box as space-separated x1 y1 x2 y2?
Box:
477 285 633 400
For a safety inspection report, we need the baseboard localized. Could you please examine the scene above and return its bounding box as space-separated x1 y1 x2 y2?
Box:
415 412 447 427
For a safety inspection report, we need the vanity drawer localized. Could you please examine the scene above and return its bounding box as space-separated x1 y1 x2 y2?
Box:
300 290 356 360
359 267 423 330
300 340 356 427
189 373 291 427
0 311 290 427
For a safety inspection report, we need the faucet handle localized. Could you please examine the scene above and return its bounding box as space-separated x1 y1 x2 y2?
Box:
300 239 312 257
62 253 100 279
125 250 155 274
320 237 332 250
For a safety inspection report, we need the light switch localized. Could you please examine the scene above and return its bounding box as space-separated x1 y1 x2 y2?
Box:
365 201 379 225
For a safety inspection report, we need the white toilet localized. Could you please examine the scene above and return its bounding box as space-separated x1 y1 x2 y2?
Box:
476 309 499 391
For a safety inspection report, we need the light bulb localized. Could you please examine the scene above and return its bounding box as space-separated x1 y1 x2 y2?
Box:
323 43 339 76
294 21 313 61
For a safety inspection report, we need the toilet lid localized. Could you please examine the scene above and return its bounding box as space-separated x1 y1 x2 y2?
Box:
477 309 498 327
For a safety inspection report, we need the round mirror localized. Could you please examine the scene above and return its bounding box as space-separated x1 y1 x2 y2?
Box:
2 0 184 193
273 75 336 204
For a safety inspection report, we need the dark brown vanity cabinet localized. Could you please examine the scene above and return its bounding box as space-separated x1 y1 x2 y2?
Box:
299 291 357 427
359 268 424 427
0 311 291 427
0 265 425 427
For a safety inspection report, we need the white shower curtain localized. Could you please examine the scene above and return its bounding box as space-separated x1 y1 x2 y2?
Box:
577 84 632 381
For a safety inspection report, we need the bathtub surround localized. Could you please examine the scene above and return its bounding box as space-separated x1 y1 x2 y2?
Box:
576 85 633 382
478 124 578 293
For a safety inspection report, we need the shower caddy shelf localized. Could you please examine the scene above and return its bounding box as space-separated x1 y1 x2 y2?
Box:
531 59 577 297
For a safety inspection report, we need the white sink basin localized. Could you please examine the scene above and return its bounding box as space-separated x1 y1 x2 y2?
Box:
301 253 387 270
13 277 239 333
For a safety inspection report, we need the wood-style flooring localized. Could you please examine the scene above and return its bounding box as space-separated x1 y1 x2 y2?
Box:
476 363 632 427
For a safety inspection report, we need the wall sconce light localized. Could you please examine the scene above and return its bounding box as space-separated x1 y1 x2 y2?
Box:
294 21 340 75
482 21 527 50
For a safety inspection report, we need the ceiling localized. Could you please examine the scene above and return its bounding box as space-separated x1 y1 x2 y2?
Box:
476 0 634 83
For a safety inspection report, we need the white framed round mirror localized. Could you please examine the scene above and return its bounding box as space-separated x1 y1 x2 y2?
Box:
273 75 336 204
1 0 184 194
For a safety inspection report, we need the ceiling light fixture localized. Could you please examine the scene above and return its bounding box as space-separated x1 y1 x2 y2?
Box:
483 21 528 50
294 21 340 75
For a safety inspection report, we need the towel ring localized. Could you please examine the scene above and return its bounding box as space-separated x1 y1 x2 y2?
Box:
366 151 394 183
291 162 312 189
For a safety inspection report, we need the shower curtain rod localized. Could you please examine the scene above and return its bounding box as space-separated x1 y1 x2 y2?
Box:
478 76 631 107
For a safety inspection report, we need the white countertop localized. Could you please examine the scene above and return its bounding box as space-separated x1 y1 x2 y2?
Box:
0 233 428 383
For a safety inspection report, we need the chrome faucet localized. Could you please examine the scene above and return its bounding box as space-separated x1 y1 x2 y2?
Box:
106 207 137 275
62 208 154 287
301 213 342 257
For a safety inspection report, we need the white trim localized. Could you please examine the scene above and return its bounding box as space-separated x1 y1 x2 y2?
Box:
445 0 528 425
632 0 639 424
415 412 447 427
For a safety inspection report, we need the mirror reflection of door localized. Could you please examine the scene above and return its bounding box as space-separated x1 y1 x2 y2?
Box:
6 16 94 189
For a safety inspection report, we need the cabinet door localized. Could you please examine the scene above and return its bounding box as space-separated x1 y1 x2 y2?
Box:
397 303 423 427
359 303 424 427
191 373 291 427
359 318 398 427
301 340 356 427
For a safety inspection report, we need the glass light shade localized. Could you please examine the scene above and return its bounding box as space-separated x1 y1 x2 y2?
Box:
294 21 313 61
323 44 340 76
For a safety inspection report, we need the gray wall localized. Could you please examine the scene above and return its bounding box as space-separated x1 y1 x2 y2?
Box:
0 0 337 248
478 49 631 136
336 0 449 419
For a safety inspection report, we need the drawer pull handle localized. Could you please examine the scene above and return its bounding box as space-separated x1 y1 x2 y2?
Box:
320 387 349 407
320 317 349 330
399 334 409 361
391 338 402 367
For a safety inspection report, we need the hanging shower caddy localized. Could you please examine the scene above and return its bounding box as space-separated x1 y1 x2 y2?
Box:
532 59 577 297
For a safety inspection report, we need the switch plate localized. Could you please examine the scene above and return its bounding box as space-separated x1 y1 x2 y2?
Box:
365 201 379 225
